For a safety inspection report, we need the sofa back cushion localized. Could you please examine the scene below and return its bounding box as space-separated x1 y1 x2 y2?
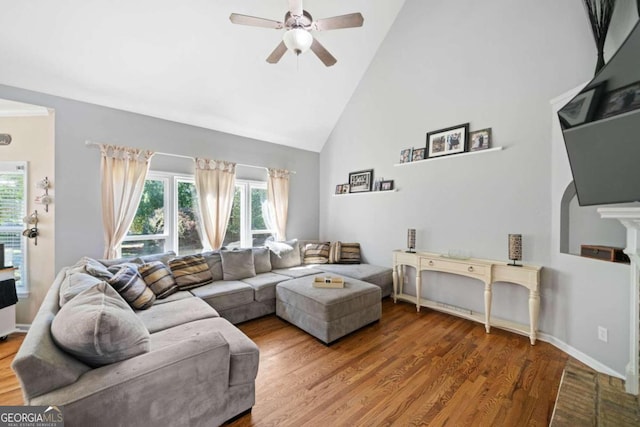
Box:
108 265 156 310
303 242 330 264
168 254 213 290
51 282 151 367
202 251 224 281
59 272 104 307
221 249 257 280
138 261 178 299
267 239 301 269
252 247 272 274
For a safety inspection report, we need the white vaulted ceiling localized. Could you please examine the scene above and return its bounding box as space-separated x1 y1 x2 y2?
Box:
0 0 406 152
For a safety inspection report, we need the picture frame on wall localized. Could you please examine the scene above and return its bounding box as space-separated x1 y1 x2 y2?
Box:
469 128 492 152
412 148 426 161
348 169 374 193
558 83 605 128
426 123 469 158
380 180 394 191
335 184 343 194
399 148 413 163
341 184 350 194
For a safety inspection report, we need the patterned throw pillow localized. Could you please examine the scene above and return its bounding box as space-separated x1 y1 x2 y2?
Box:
108 265 156 310
328 242 342 264
168 254 213 290
138 261 178 299
303 242 330 264
339 243 361 264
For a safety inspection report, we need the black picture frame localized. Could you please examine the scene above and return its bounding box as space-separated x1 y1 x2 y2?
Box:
558 83 605 128
426 123 469 158
335 184 343 195
595 80 640 120
469 128 492 152
348 169 374 193
380 180 394 191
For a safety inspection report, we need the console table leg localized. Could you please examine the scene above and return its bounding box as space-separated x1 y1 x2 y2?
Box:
392 266 398 303
529 289 540 345
416 272 422 312
484 283 492 333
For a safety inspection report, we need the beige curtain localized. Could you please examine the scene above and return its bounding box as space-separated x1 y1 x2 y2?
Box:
195 158 236 250
100 144 154 259
267 168 290 241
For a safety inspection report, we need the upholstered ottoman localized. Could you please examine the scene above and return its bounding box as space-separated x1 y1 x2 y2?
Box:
276 273 381 344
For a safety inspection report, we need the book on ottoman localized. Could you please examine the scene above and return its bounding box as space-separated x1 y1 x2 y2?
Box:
313 276 344 288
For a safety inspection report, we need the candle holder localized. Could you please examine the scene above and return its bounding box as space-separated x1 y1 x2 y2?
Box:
508 234 522 267
406 228 416 253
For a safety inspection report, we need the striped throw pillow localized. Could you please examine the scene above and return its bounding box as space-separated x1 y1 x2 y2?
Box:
108 265 156 310
168 254 213 290
328 242 341 264
138 261 178 299
339 243 361 264
304 242 330 264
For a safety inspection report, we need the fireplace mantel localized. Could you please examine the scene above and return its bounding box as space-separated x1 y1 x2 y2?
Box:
599 207 640 395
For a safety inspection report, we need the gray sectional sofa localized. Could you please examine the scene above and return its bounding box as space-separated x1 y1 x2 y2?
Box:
12 239 392 427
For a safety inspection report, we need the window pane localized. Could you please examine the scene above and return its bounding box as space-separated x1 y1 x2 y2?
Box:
251 232 272 247
0 231 23 285
223 187 242 248
251 187 268 231
121 239 166 258
0 172 25 227
177 181 203 255
128 179 165 236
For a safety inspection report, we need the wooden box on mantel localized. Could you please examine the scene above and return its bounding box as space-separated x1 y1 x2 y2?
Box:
580 245 630 264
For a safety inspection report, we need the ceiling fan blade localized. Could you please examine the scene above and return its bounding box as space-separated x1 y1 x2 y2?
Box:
310 38 337 67
229 13 283 29
314 13 364 31
266 41 288 64
288 0 303 17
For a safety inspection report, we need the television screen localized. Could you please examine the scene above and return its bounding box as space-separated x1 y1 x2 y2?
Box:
559 20 640 206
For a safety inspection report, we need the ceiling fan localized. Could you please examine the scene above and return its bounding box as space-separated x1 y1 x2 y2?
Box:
229 0 364 67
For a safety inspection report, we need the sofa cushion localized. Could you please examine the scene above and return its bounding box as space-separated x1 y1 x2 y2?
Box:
202 250 224 281
339 242 361 264
303 242 330 264
68 257 114 280
315 263 393 293
106 261 142 275
136 296 219 334
221 249 257 281
272 265 324 278
108 265 156 310
252 247 272 274
267 239 301 269
190 281 254 311
329 241 341 264
242 272 291 302
168 254 213 290
134 251 176 266
138 261 178 299
51 282 150 367
151 290 193 305
59 272 104 307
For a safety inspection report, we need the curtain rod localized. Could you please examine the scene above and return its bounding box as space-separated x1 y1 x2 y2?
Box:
85 140 296 173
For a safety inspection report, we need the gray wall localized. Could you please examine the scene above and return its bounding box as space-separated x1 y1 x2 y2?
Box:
320 0 634 374
0 84 320 272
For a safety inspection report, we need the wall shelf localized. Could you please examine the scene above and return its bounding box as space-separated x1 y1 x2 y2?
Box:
393 146 503 167
333 189 398 197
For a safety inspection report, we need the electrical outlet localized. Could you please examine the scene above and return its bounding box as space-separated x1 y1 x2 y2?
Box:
598 326 608 343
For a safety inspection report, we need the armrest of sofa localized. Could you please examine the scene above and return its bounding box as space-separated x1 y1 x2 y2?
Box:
30 330 233 424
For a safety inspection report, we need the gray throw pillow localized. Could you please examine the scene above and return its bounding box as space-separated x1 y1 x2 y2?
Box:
51 282 150 367
59 272 104 307
267 239 301 269
221 249 257 281
202 251 224 281
252 247 272 274
68 257 114 280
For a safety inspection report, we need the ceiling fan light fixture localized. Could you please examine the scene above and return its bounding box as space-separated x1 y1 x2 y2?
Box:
283 28 313 55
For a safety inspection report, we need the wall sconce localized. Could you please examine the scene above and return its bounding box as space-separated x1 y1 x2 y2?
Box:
35 177 52 213
0 134 11 145
22 211 39 246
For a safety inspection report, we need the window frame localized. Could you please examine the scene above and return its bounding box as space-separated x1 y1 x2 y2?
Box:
234 179 273 248
0 161 29 296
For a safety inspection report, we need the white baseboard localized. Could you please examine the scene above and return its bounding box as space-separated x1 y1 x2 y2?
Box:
15 323 30 333
538 332 624 379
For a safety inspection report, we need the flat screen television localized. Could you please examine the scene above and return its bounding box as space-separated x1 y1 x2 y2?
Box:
559 20 640 206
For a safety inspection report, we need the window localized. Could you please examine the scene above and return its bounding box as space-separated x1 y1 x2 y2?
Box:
120 172 202 257
223 180 273 248
0 161 28 294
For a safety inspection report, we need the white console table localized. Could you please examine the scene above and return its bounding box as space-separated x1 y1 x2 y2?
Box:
392 250 542 344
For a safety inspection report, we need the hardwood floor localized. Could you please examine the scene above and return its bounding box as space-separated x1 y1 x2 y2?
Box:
0 299 568 426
